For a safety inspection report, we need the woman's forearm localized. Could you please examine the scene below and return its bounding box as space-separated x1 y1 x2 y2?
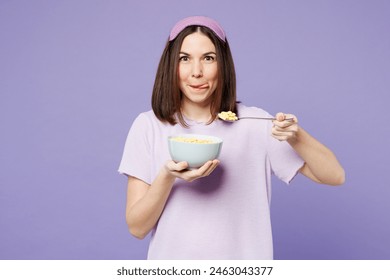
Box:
288 126 345 185
126 160 220 239
126 168 176 239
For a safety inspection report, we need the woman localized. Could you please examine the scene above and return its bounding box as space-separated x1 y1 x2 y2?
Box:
118 16 345 259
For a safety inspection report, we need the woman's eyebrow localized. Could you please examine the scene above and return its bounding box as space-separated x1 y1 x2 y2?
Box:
179 51 217 56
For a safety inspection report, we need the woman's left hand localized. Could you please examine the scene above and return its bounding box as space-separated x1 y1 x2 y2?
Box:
272 112 299 142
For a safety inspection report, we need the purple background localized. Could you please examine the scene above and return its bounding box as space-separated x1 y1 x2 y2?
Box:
1 0 389 260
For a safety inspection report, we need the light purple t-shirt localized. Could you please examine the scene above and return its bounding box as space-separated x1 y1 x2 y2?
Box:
118 104 304 259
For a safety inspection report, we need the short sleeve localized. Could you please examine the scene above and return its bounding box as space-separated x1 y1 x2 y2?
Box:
118 113 152 185
266 125 305 184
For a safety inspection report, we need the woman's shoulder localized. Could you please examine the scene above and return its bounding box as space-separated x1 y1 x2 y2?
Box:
236 103 272 118
132 110 158 123
132 110 171 129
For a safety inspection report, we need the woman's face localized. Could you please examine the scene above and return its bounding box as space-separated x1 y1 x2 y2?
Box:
178 32 218 108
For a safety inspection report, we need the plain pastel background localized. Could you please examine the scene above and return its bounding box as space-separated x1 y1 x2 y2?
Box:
1 0 389 260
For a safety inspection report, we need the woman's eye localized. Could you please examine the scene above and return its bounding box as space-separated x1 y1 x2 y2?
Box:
179 56 189 62
204 56 216 62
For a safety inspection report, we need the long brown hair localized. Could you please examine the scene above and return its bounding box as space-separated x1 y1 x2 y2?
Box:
151 25 237 127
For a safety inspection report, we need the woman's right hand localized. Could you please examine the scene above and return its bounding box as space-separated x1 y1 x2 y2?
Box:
164 159 220 182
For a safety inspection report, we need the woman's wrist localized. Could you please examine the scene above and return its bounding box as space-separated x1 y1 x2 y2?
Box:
159 166 177 184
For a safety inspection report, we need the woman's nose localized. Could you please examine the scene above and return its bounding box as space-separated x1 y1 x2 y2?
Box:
191 62 203 78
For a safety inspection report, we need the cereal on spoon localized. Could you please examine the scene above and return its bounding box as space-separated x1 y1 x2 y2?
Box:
218 111 238 121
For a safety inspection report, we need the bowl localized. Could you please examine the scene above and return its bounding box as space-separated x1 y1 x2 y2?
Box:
168 134 223 168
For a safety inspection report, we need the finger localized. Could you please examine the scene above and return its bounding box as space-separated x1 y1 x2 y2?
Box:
272 135 289 141
272 129 296 136
284 113 298 123
275 112 285 121
273 113 288 128
272 127 297 139
177 161 212 182
273 113 298 126
272 125 288 134
273 131 298 142
273 119 298 129
171 159 220 182
202 160 220 176
273 121 291 128
192 160 214 177
272 129 296 139
188 160 218 179
166 160 188 172
273 124 298 132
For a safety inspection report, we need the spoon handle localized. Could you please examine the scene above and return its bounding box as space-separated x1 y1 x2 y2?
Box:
238 117 294 121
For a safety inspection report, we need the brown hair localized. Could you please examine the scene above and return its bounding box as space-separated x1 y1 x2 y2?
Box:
151 25 237 127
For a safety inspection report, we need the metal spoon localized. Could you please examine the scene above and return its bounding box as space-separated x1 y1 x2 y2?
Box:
218 116 294 122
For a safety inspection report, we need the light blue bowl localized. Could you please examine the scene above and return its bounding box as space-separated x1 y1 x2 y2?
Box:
168 134 223 168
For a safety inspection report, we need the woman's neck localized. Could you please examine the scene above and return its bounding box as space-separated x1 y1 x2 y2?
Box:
181 102 212 123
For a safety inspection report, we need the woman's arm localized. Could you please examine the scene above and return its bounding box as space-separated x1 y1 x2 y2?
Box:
126 160 220 239
272 113 345 186
126 169 175 239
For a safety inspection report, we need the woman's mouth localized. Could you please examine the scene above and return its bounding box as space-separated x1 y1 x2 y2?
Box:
189 84 209 90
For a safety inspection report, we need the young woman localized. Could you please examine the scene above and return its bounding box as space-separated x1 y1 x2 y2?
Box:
118 16 345 259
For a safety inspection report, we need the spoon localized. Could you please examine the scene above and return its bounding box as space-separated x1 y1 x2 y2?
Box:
218 115 294 122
